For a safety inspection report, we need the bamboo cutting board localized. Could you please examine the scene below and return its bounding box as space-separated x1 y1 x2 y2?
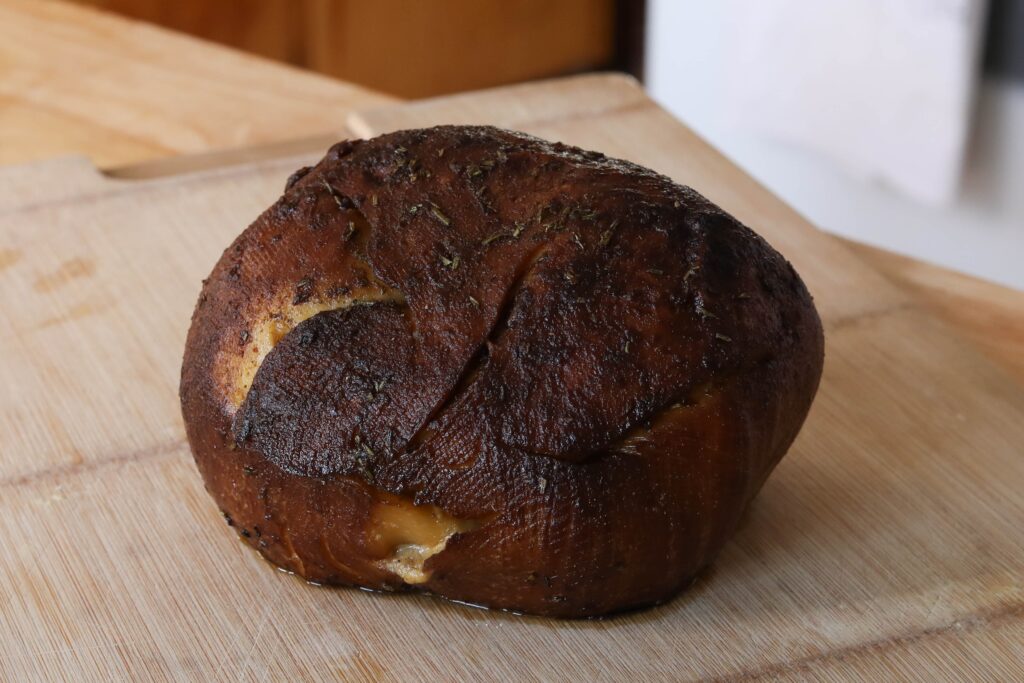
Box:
0 74 1021 681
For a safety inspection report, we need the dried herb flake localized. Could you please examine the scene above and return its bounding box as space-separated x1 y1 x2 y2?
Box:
293 277 314 305
429 204 451 226
322 179 346 210
696 304 717 321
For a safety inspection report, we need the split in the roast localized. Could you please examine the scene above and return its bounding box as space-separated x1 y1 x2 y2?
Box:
180 125 824 618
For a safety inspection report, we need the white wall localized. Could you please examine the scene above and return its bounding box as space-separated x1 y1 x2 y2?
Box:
646 0 1024 290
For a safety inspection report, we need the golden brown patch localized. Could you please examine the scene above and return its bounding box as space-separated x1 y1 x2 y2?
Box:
34 301 108 330
366 493 480 584
0 248 21 271
338 650 397 683
33 257 95 293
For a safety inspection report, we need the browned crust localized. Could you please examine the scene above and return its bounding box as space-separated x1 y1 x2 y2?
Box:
180 125 824 617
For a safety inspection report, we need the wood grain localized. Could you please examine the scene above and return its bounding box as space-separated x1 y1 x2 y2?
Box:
844 239 1024 385
62 0 306 66
1 75 1022 681
63 0 616 99
0 0 393 169
301 0 615 98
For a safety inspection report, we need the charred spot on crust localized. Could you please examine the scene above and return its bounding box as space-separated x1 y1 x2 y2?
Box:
233 302 421 478
284 165 314 191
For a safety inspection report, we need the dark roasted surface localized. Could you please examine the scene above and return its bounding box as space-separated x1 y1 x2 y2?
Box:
180 125 824 617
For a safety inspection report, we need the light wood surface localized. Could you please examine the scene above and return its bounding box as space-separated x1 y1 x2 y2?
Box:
1 74 1021 681
843 240 1024 385
0 0 394 168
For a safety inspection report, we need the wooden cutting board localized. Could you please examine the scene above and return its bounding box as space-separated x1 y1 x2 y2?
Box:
1 74 1021 681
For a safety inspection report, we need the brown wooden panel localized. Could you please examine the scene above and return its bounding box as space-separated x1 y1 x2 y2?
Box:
64 0 617 98
63 0 305 64
304 0 616 97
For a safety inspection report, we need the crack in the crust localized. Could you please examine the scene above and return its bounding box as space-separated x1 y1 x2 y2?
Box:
602 317 781 458
238 173 572 465
394 150 523 448
610 382 718 456
608 347 778 458
231 193 404 410
488 244 550 344
405 244 551 451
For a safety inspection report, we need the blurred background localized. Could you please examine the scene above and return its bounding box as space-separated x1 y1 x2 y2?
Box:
28 0 1024 287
